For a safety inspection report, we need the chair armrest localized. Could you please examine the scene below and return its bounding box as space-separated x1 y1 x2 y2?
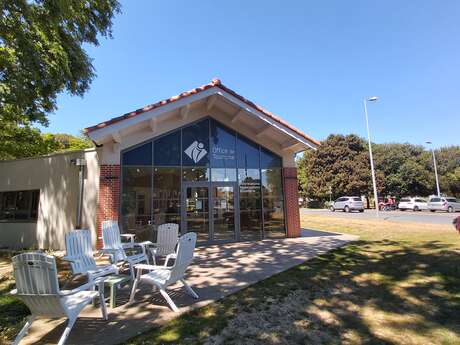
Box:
164 253 177 260
61 255 81 263
99 248 119 255
59 277 106 296
120 234 135 242
134 263 170 271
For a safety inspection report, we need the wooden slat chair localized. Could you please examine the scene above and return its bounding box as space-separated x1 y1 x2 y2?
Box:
129 232 199 312
10 252 107 345
150 223 179 266
64 229 118 282
101 220 148 279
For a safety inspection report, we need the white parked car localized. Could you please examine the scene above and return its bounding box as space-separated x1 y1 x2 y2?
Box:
330 196 364 213
428 197 460 213
398 197 427 212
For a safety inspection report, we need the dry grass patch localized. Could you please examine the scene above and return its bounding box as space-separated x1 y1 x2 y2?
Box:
127 215 460 345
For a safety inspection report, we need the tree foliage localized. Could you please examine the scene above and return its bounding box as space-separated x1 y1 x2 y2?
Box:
0 0 120 159
298 135 460 201
373 143 432 197
298 134 372 200
0 129 93 160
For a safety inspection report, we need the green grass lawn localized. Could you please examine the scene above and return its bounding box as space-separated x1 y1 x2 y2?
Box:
125 216 460 345
1 216 459 344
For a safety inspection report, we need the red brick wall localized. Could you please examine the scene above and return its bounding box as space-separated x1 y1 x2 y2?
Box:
283 167 301 238
96 165 120 248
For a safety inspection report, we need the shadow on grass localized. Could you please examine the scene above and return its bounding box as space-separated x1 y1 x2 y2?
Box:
127 240 460 345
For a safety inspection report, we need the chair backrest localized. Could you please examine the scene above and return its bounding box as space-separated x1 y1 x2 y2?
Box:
12 252 69 317
102 220 126 262
12 252 60 295
156 223 179 256
65 229 97 274
168 232 196 284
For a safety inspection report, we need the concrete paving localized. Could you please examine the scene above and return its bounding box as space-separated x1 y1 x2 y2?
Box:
301 208 458 225
18 230 357 345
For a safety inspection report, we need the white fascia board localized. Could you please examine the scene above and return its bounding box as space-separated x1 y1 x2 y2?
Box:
87 86 318 151
214 90 318 150
87 87 218 144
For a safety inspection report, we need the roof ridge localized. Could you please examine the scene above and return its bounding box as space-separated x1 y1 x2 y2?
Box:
84 79 320 146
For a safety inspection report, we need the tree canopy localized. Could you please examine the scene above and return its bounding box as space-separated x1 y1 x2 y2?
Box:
0 130 93 160
0 0 120 159
298 135 460 201
298 134 373 201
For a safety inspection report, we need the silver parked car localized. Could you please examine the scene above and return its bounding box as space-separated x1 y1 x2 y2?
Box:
398 197 427 211
427 197 460 213
330 196 364 213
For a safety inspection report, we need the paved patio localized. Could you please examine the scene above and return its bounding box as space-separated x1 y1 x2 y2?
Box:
19 229 357 345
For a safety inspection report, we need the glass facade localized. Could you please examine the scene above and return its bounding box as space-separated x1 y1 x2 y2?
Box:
120 118 285 242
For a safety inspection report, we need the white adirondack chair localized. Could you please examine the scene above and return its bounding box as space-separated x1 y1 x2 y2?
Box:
10 252 107 345
150 223 179 266
129 232 199 312
101 220 148 278
64 229 118 282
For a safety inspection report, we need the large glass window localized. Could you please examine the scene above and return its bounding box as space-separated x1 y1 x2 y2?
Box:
238 168 262 240
152 168 181 227
122 142 152 166
120 117 286 240
182 119 209 167
121 167 152 240
237 136 260 169
154 131 181 166
183 167 210 182
260 147 282 169
262 168 285 238
0 190 40 222
210 121 237 181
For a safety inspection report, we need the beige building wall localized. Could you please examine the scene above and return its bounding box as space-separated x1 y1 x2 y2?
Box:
0 149 100 250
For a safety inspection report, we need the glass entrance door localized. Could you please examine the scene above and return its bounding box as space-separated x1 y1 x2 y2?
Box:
183 184 209 243
212 184 236 241
182 182 237 242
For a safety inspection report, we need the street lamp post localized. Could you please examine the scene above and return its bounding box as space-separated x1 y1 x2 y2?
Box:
363 96 380 218
426 141 441 197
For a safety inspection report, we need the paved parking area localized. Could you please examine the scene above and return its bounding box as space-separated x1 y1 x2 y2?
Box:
301 208 458 225
19 230 357 345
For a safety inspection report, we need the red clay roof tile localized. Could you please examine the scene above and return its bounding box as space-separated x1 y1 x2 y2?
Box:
84 79 319 146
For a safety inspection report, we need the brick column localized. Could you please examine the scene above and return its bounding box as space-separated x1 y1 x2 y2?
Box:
96 165 120 248
283 167 301 238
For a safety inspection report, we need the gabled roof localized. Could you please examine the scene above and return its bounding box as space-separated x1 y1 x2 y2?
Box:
84 79 320 148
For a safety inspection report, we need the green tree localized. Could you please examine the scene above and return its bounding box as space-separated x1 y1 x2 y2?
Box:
299 134 372 201
45 132 94 151
0 124 62 160
297 150 312 200
373 143 432 198
432 146 460 197
0 0 120 159
443 167 460 197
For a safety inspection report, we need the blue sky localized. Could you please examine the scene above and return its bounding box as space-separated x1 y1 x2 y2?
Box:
45 1 460 148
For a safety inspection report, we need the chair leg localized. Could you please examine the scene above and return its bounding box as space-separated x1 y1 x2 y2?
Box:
129 268 142 303
13 315 36 345
129 264 135 280
180 279 199 299
98 281 108 320
159 288 179 312
57 317 77 345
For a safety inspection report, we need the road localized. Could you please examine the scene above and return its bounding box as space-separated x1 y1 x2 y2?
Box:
301 208 458 225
